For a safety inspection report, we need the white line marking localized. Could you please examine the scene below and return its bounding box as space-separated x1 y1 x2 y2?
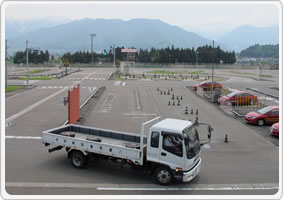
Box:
5 136 42 140
114 81 121 86
6 87 67 123
146 88 161 115
134 89 141 110
122 82 126 86
5 182 278 191
97 187 279 191
122 113 156 116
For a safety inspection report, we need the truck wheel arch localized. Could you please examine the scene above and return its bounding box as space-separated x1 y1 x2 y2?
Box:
149 162 172 175
67 148 88 159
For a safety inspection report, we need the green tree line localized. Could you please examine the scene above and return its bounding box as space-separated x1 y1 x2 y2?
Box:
61 45 235 64
13 50 50 64
239 44 279 58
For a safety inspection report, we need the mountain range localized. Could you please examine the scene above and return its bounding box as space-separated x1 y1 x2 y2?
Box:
5 18 278 54
217 24 279 52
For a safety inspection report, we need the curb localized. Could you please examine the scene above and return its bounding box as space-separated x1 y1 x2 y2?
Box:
246 88 279 99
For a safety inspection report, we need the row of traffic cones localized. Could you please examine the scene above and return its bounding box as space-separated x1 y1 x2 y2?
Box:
168 100 181 106
184 107 198 115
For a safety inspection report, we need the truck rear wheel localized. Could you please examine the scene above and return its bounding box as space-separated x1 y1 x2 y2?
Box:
154 167 174 185
70 151 88 169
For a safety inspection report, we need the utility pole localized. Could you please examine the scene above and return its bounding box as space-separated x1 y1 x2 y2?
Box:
89 33 96 64
196 51 198 66
212 40 214 82
26 40 29 88
5 40 8 88
113 45 116 80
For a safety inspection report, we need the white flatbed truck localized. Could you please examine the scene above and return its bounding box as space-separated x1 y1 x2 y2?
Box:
42 117 212 185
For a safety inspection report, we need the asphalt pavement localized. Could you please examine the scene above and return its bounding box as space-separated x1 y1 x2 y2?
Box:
4 67 280 197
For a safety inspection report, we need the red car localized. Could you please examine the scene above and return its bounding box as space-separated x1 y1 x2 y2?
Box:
245 106 279 126
193 81 222 91
218 91 257 106
270 122 279 136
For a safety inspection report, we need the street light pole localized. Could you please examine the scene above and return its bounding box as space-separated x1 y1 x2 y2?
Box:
212 40 214 82
89 33 96 64
196 51 198 66
113 45 116 80
5 40 8 88
26 40 29 88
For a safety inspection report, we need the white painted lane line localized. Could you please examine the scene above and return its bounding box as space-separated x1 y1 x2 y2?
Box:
5 136 42 140
114 81 121 86
6 87 67 123
134 89 141 110
5 182 278 191
97 187 279 191
122 82 126 86
122 113 156 116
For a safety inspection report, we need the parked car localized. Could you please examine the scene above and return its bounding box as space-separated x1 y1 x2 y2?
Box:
270 122 279 136
245 106 279 126
193 81 222 91
218 91 258 106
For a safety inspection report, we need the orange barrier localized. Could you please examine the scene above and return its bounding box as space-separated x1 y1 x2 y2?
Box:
68 84 80 124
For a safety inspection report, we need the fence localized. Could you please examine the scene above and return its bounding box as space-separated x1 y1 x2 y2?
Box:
219 97 267 116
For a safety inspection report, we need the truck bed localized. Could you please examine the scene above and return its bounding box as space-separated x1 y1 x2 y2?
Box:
42 124 147 164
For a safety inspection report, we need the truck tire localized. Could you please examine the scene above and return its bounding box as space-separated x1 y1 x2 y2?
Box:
70 151 87 169
257 119 265 126
154 167 174 185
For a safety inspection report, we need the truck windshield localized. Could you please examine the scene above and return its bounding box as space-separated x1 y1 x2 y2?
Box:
183 126 200 159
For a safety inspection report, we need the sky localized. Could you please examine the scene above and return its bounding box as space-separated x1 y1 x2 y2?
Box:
4 1 280 39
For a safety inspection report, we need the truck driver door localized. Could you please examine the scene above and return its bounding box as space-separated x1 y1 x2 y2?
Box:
160 133 184 169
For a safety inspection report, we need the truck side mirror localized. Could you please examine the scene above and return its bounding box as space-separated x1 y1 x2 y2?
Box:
208 126 213 140
208 125 213 134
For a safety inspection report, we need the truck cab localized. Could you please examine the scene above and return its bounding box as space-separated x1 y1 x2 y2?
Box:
146 118 208 185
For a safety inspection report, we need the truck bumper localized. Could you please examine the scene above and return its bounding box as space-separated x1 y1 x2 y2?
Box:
181 158 201 182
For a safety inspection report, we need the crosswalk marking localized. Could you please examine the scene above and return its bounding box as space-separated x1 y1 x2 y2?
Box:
114 81 126 86
114 81 121 86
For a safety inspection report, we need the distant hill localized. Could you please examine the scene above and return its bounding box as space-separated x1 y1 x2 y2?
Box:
239 44 279 58
6 18 220 53
5 17 71 39
217 25 279 52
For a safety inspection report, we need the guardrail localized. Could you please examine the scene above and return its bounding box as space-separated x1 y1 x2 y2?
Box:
8 68 81 79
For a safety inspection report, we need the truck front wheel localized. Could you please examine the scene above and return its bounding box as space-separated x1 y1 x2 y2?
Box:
154 167 174 185
70 151 88 169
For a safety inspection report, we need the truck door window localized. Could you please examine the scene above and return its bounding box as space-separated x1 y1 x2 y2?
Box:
162 134 183 157
151 132 159 148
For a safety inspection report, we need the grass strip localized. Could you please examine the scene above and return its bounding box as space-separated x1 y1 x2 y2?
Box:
17 76 53 80
5 85 24 92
